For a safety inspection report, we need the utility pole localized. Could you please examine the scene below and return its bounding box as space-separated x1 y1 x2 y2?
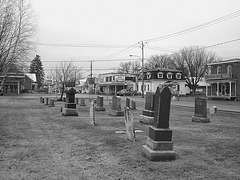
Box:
139 41 146 98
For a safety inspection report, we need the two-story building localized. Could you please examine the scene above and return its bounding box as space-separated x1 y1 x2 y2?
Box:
205 58 240 100
98 73 138 95
138 68 190 95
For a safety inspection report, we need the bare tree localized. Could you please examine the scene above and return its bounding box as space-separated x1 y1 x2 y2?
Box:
173 46 219 95
131 61 141 74
51 61 82 101
0 0 36 89
146 54 175 70
117 62 132 74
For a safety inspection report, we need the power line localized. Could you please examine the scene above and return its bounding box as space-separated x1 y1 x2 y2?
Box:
144 10 240 42
37 42 136 48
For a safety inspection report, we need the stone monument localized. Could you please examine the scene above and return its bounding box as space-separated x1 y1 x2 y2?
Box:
142 86 176 161
62 87 78 116
90 101 96 125
44 97 49 106
124 107 135 141
95 96 105 111
139 92 155 124
109 96 124 116
131 100 137 110
192 98 210 123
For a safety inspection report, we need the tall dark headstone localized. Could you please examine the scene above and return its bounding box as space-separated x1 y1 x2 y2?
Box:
192 98 210 123
126 98 130 108
109 96 124 116
140 92 155 124
142 86 176 161
95 96 105 111
62 87 78 116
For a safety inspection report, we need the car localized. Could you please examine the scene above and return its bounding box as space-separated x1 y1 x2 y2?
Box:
116 89 132 96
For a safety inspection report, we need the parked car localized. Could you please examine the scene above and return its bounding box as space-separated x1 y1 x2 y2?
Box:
117 89 132 96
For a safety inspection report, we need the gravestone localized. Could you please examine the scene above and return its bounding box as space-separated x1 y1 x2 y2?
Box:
139 92 155 124
209 106 217 116
49 99 54 107
131 100 136 110
40 97 43 103
42 97 45 104
95 96 105 111
124 107 135 141
62 87 78 116
126 98 130 108
44 97 49 105
80 98 86 106
142 86 176 161
109 96 124 116
192 98 210 123
90 101 96 125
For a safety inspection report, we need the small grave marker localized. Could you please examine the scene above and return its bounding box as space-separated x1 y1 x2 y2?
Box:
124 107 135 141
140 92 155 124
95 96 105 111
90 101 96 125
192 98 210 123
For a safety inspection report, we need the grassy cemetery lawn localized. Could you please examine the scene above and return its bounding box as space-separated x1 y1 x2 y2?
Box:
0 94 240 179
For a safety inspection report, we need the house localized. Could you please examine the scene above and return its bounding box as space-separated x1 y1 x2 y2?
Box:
0 72 36 94
138 68 190 95
205 58 240 100
98 73 138 95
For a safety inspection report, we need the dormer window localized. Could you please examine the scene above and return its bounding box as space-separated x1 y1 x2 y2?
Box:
167 72 173 79
176 73 182 79
146 72 151 79
157 72 163 78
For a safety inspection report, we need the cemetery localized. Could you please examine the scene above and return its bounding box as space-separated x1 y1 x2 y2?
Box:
0 91 240 179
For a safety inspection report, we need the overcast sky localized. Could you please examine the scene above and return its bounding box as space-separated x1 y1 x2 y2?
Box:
31 0 240 77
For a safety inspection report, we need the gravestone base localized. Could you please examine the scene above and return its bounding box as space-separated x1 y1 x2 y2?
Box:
65 103 76 109
192 116 210 123
149 126 172 141
146 137 173 150
109 109 124 116
62 108 78 116
139 115 154 125
95 106 106 111
142 145 176 161
142 109 154 117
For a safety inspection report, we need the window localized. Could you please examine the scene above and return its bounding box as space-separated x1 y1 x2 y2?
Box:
157 72 163 78
217 66 221 74
208 66 211 74
227 65 232 74
167 72 173 79
147 85 149 91
176 73 182 79
146 72 151 79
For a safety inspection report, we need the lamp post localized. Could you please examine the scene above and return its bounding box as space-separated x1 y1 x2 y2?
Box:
129 54 144 98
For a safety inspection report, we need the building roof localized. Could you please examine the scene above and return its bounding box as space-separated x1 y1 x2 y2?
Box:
208 58 240 66
25 73 36 82
147 68 182 73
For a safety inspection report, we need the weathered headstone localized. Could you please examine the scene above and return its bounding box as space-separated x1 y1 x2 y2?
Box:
62 88 78 116
124 107 135 141
80 98 86 106
40 97 43 103
95 96 105 111
49 99 54 107
126 98 130 108
44 97 49 105
192 98 210 123
90 101 96 125
140 92 155 124
131 100 136 110
209 106 217 116
142 86 176 161
42 97 45 104
109 96 124 116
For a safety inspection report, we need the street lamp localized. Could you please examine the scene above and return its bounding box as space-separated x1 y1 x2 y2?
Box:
129 54 144 98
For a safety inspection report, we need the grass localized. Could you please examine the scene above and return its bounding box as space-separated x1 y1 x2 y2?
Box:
0 94 240 180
